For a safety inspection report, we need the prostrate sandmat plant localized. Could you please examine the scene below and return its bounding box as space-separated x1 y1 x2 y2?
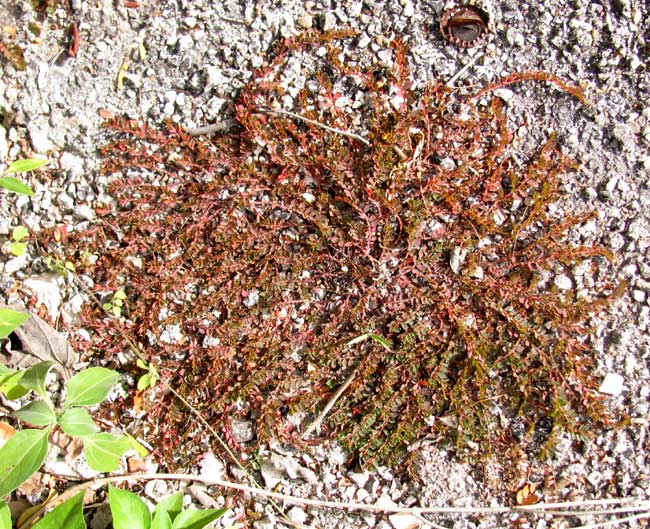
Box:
53 32 620 469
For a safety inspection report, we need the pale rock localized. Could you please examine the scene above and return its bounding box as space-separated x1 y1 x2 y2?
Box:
60 152 85 175
449 247 467 274
23 274 63 319
553 274 573 290
4 254 28 274
377 48 393 65
73 204 95 220
260 461 284 489
288 507 307 524
403 2 414 17
321 11 337 31
61 292 85 324
599 373 624 396
388 513 421 529
199 452 225 479
57 191 75 210
296 14 313 28
231 419 255 443
30 129 54 153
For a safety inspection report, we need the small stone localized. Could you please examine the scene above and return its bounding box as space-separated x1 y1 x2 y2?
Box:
449 247 466 274
177 34 193 51
377 48 393 66
60 152 84 175
466 265 484 280
633 289 646 303
492 88 514 102
73 204 95 221
30 130 53 153
183 16 197 28
199 452 225 479
230 419 254 443
402 2 414 17
599 373 624 396
57 192 75 210
388 513 421 529
260 461 284 489
4 253 28 274
321 12 337 31
288 507 307 524
553 274 573 290
23 274 62 320
302 192 316 203
348 470 370 488
296 14 313 28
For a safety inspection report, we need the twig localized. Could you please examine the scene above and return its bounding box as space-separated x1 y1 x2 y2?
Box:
257 107 371 147
446 51 485 87
571 512 650 529
19 473 650 524
187 119 237 136
302 365 359 437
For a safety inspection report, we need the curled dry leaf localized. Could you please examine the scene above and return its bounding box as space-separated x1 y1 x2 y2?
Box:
0 304 75 380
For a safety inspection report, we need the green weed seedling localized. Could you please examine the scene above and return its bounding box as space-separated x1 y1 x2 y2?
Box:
0 363 133 497
0 488 227 529
136 359 159 391
102 289 127 317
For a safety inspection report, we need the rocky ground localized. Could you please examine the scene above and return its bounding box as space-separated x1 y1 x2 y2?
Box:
1 1 649 528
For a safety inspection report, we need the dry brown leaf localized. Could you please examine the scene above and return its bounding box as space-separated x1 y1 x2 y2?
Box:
0 421 16 445
0 304 75 379
0 42 27 70
2 26 17 36
516 483 540 506
98 108 114 120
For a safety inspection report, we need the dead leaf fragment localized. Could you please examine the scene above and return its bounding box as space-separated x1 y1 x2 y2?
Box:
516 483 540 506
0 304 75 379
0 42 27 70
0 421 16 445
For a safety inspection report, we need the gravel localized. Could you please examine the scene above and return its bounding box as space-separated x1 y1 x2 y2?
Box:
1 0 649 528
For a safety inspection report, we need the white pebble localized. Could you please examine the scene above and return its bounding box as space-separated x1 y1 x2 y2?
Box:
599 373 624 396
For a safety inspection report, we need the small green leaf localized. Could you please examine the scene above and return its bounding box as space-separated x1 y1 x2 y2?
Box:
0 371 29 400
151 510 172 529
5 159 48 174
153 492 182 522
112 306 122 317
136 359 148 370
171 509 228 529
12 225 29 242
65 261 76 272
64 367 120 408
31 492 85 529
113 289 127 301
125 433 149 458
108 485 151 529
0 176 34 196
21 361 55 400
0 308 30 338
137 374 151 391
82 433 131 472
102 302 112 311
369 333 393 350
0 428 50 496
15 400 56 427
0 500 11 529
9 242 27 256
58 408 100 437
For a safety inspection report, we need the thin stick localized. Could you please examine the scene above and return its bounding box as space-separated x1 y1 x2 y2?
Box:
187 119 237 136
19 473 650 525
258 107 371 147
572 512 650 529
446 51 485 87
302 365 359 437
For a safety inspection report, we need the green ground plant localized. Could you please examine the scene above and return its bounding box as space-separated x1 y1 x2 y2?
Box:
53 32 620 469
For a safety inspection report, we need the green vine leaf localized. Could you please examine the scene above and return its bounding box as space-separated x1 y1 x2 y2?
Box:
0 428 50 496
108 485 151 529
58 408 101 437
82 433 131 472
15 400 56 427
64 367 120 408
0 308 30 339
31 492 85 529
